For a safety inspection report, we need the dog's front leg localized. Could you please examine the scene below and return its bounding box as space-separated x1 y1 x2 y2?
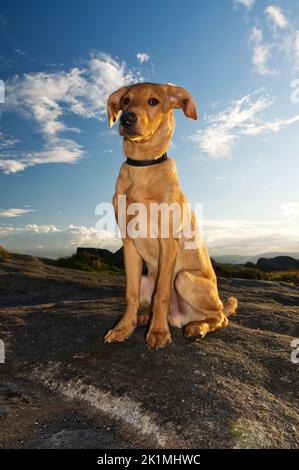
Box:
147 238 178 349
104 238 142 343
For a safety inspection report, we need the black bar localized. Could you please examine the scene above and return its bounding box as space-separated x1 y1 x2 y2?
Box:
0 449 296 466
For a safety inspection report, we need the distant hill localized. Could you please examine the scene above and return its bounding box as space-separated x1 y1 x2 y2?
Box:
73 247 299 285
1 244 299 284
213 255 246 264
76 247 124 269
51 247 124 274
256 256 299 272
249 252 299 264
213 252 299 265
75 247 150 274
78 248 299 268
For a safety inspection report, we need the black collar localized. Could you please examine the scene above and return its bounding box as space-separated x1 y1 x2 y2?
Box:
126 152 168 167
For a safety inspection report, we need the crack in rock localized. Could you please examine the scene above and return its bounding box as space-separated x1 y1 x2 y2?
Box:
25 363 183 448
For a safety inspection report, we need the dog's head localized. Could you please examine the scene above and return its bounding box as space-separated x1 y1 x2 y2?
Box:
107 83 198 143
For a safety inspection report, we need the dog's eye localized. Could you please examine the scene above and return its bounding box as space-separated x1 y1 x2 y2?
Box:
148 98 159 106
122 97 130 106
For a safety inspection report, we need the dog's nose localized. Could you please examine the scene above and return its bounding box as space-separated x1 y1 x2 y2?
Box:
120 112 137 127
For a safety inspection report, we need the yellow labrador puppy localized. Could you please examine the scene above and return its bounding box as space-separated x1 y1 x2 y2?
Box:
104 82 237 349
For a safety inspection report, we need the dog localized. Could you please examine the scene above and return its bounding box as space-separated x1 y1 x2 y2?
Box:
104 82 238 349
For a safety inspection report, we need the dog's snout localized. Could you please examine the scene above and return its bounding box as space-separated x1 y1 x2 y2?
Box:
120 112 137 127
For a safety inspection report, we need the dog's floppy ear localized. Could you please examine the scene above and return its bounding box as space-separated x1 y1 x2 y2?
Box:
107 86 130 128
166 85 198 120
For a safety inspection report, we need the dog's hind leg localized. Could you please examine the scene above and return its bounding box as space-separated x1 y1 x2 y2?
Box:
184 316 229 338
184 297 238 337
174 271 237 337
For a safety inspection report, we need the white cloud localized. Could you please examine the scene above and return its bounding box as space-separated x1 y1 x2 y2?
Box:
189 89 299 158
281 29 299 71
0 159 26 174
202 218 299 255
281 201 299 219
6 53 136 125
252 43 277 76
0 138 85 174
242 114 299 135
0 132 18 149
24 224 59 233
250 27 277 76
0 208 36 217
265 5 288 29
250 26 263 43
1 52 141 174
1 218 298 258
0 224 59 235
0 136 86 174
235 0 255 9
136 52 150 63
247 6 299 74
0 223 122 258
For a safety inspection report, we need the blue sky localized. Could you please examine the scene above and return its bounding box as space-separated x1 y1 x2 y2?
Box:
0 0 299 257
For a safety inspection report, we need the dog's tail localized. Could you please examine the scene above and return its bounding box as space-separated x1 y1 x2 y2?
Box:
223 296 238 317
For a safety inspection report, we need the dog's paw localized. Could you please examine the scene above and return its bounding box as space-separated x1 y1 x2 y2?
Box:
104 324 134 343
138 312 150 327
184 321 209 338
146 329 172 350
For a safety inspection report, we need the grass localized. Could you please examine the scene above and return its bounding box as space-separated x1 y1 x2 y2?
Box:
0 246 11 259
212 261 299 286
54 252 299 285
54 251 123 275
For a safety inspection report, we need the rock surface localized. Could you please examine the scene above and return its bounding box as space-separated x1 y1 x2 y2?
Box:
0 254 298 449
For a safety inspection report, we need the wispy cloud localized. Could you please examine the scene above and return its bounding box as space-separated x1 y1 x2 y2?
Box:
250 27 277 76
0 132 18 149
245 4 299 74
0 208 36 217
0 13 7 27
136 52 150 63
265 5 288 29
235 0 255 9
189 89 299 158
1 52 141 174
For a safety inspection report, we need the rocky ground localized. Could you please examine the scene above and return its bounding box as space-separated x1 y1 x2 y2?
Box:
0 253 298 448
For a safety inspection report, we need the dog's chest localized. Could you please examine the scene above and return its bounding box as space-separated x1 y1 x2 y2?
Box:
125 182 163 204
117 179 168 208
116 159 179 204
